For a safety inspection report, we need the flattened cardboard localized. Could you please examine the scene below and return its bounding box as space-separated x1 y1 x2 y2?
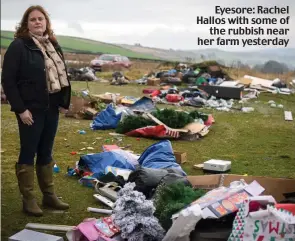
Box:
187 174 295 202
238 77 253 86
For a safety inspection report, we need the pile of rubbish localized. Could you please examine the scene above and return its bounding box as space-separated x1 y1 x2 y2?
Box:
90 97 214 140
13 140 295 241
243 75 294 95
68 67 99 82
134 63 228 87
65 90 107 120
110 71 130 85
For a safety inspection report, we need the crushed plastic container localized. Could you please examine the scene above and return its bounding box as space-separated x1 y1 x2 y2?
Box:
241 107 254 112
53 164 60 173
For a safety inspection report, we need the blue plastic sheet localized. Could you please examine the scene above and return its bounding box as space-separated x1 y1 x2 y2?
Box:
78 151 136 179
128 96 155 112
137 140 186 176
91 104 122 130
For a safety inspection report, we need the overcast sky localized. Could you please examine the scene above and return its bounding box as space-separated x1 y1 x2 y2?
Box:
1 0 294 51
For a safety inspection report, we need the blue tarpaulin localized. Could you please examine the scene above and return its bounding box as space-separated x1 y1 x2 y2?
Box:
137 140 186 176
90 104 122 130
78 151 136 178
128 96 155 112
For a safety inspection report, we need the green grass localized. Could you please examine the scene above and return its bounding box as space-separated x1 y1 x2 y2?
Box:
1 30 160 60
1 82 295 239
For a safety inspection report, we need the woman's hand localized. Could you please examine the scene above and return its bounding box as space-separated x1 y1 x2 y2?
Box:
19 110 34 125
59 107 68 114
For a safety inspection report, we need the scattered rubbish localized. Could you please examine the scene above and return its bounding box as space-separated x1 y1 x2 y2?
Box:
96 137 102 140
174 151 187 164
8 229 64 241
53 164 60 173
87 207 112 215
64 138 67 141
270 103 277 108
228 196 295 240
87 147 94 150
96 183 120 201
203 159 232 173
284 111 293 121
70 151 77 155
268 100 275 104
79 130 86 134
193 164 204 169
109 133 124 136
241 107 254 112
25 223 75 232
277 104 284 108
80 148 86 151
93 194 114 208
102 145 120 152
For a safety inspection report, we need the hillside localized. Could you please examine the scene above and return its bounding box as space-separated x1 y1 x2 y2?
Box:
0 30 161 60
2 30 295 68
119 43 295 68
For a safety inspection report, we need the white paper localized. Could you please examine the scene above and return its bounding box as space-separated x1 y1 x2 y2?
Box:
244 180 265 197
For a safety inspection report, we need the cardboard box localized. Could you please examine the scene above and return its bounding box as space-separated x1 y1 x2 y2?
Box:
187 174 295 202
174 151 187 164
92 94 123 104
66 96 90 117
147 77 161 86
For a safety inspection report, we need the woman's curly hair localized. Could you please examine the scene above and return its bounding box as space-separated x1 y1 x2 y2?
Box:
14 5 57 43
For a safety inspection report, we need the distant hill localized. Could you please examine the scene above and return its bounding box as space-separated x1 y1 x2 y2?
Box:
2 30 295 68
0 30 161 60
119 44 295 68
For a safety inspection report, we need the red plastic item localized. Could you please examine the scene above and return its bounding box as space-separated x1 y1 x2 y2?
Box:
102 145 120 152
70 151 77 155
150 90 161 97
143 88 157 94
165 94 183 102
275 204 295 215
204 114 215 126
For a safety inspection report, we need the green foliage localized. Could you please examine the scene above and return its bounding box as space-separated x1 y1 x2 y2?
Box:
189 110 209 122
153 108 194 129
153 182 206 231
116 115 154 134
115 109 211 134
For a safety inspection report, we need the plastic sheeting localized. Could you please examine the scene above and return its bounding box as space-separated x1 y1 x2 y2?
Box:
78 151 136 178
91 104 122 130
128 96 155 112
137 140 186 175
128 167 189 198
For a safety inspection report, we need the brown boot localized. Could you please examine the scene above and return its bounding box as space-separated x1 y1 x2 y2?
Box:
36 162 69 210
15 163 43 217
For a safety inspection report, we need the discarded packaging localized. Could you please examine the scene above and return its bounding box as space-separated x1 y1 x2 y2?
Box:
9 229 64 241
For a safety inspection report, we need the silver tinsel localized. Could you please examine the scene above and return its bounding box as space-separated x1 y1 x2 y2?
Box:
112 182 165 241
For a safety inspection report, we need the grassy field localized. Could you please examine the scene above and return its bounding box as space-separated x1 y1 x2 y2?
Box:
1 30 160 60
1 80 295 239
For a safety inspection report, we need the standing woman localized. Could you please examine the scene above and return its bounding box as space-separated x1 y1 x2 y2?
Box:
2 5 71 216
